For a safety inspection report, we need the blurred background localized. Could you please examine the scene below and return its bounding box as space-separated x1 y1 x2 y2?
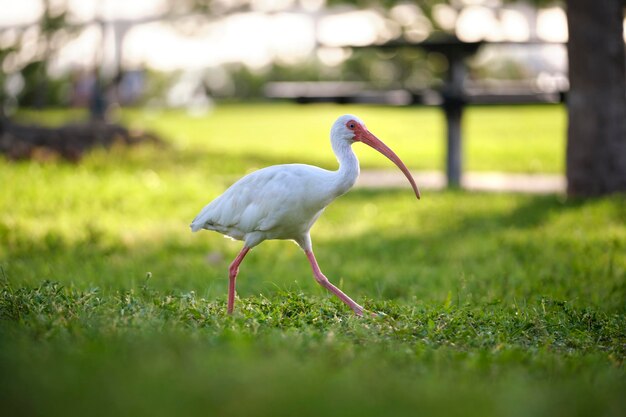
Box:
0 0 573 113
1 2 625 417
2 0 623 196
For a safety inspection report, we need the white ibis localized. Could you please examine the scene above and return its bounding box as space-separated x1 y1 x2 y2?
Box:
191 115 420 316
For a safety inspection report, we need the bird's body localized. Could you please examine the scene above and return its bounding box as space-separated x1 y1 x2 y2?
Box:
191 164 343 248
191 115 420 316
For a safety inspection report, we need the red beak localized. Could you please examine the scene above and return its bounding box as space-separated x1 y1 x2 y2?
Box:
357 128 421 200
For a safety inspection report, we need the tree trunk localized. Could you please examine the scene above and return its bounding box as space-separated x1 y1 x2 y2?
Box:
566 0 626 196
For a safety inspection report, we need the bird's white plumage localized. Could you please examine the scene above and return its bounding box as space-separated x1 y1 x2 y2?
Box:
191 164 344 248
191 115 364 250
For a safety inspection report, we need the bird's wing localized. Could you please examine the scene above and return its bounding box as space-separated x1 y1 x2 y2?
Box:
190 165 333 236
190 172 261 234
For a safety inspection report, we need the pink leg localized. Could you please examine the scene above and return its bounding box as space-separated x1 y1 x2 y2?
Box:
228 246 250 314
305 250 364 316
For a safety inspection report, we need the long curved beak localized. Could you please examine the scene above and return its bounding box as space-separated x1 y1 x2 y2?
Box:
358 129 421 200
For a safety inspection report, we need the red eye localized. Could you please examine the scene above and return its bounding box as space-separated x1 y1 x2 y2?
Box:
347 121 356 130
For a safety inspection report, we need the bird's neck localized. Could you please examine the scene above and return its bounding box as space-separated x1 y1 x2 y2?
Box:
332 140 360 195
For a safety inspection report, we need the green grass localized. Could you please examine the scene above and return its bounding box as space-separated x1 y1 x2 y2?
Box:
16 102 566 173
1 104 624 417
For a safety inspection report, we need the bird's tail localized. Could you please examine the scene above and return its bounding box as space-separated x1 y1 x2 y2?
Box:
190 215 207 232
190 221 203 232
190 202 215 232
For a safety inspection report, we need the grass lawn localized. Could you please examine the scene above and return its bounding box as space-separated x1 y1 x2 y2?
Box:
1 104 624 417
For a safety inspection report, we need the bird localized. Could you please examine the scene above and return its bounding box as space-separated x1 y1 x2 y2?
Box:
190 114 420 316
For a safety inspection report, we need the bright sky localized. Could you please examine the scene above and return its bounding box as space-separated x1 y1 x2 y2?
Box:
0 0 598 73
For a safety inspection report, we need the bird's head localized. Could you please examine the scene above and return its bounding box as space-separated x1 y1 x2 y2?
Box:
331 114 421 200
331 114 367 143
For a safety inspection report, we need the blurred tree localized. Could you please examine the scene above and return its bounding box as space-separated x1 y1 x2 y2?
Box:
0 1 161 161
565 0 626 196
34 0 70 109
163 0 252 21
0 44 16 122
0 0 81 112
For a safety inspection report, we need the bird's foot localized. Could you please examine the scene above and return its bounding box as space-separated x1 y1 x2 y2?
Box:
352 306 385 318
